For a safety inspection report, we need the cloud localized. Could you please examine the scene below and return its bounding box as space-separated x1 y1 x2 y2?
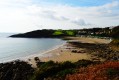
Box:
87 1 119 17
0 0 119 32
26 5 70 21
0 0 31 7
71 19 94 26
42 11 69 21
103 1 119 8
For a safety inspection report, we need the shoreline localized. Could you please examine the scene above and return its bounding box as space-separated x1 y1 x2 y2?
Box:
0 42 66 64
24 42 66 59
1 37 111 67
27 42 93 67
26 37 111 67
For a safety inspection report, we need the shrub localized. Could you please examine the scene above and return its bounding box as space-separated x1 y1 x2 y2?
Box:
65 61 119 80
74 59 95 68
31 60 96 80
110 39 119 46
60 61 75 69
57 69 76 78
34 57 40 62
31 61 76 80
106 68 119 79
0 60 34 80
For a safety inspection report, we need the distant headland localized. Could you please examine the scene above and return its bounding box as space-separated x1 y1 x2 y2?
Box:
10 26 119 39
10 29 77 38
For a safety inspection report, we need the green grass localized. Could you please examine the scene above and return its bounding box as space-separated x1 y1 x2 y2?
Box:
66 31 75 36
53 30 76 36
53 30 63 35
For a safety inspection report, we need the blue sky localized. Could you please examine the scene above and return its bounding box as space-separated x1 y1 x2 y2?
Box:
0 0 119 32
34 0 114 6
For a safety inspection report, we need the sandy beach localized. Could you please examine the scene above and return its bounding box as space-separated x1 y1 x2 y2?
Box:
64 37 111 44
27 37 111 67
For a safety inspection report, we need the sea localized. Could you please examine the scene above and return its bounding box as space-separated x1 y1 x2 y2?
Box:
0 33 65 63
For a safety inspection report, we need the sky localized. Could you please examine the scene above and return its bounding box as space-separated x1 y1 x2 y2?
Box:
0 0 119 33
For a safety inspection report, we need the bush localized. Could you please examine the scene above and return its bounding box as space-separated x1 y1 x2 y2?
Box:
34 57 40 62
60 61 75 69
74 59 95 68
66 61 119 80
30 60 96 80
110 39 119 46
107 68 119 76
31 61 76 80
40 60 56 68
0 60 34 80
57 69 76 78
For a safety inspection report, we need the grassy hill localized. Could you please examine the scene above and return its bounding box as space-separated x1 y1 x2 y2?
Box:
10 30 77 38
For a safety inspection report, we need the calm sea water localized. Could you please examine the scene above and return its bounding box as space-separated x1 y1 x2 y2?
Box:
0 33 65 63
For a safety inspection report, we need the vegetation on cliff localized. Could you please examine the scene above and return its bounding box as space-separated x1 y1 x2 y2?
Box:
66 61 119 80
10 30 77 38
31 60 98 80
0 60 118 80
0 60 34 80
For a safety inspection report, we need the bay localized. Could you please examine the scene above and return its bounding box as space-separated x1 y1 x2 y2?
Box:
0 33 65 63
